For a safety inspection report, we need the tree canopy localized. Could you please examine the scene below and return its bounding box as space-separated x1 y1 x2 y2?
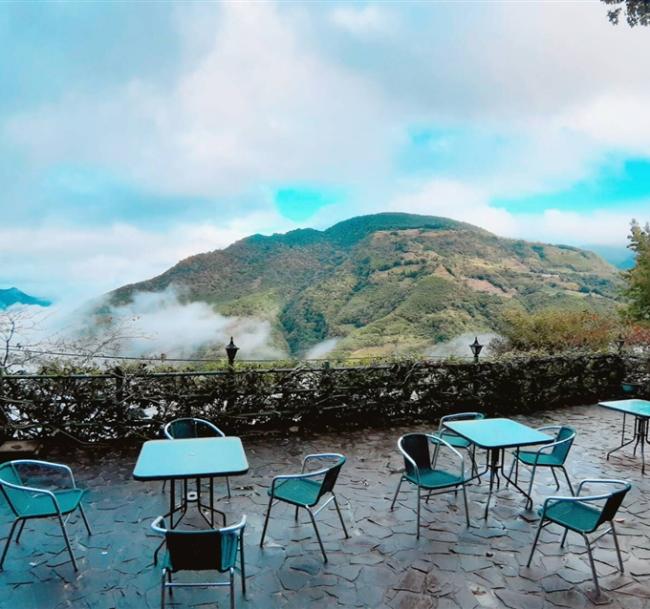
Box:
624 220 650 323
602 0 650 26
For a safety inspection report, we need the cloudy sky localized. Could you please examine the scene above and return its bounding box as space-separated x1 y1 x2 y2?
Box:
2 1 649 303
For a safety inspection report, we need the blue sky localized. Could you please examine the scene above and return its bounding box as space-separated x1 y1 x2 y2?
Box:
1 1 650 301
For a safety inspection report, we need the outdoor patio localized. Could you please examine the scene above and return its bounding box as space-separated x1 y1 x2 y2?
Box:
1 403 649 609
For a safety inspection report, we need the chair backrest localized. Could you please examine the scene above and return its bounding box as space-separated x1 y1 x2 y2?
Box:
551 425 576 463
317 455 346 500
399 434 431 478
596 484 631 528
440 412 485 437
164 521 244 573
164 418 224 440
0 462 29 516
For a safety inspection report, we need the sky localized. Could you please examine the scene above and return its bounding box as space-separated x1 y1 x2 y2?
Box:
2 0 650 303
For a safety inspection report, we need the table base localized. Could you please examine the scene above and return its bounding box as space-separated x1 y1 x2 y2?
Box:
607 414 650 474
474 448 535 519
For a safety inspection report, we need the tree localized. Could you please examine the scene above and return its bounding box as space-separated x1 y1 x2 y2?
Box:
602 0 650 26
624 220 650 323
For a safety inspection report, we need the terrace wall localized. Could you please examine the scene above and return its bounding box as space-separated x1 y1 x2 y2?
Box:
0 353 648 443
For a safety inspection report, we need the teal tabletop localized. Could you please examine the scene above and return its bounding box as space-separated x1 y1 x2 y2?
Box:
445 418 553 450
599 399 650 418
133 437 249 481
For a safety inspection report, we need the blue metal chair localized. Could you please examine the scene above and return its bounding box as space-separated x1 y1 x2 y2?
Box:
432 412 484 480
260 453 348 562
163 418 231 499
0 460 91 571
508 425 576 496
391 433 471 537
152 515 246 609
527 479 630 597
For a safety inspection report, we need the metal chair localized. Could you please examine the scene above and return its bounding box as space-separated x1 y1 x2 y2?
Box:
508 425 576 496
152 515 246 609
432 412 484 480
391 433 471 538
163 418 231 499
527 479 630 597
260 453 348 562
0 460 91 571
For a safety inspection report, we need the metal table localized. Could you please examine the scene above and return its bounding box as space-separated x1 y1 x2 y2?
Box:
133 437 249 528
599 399 650 474
445 418 553 518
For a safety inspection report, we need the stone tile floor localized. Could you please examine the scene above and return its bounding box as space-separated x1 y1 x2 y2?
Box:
1 404 649 609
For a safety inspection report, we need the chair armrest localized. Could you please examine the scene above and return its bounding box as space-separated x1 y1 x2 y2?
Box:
576 479 631 496
0 478 61 513
11 460 77 489
531 434 574 459
151 516 167 535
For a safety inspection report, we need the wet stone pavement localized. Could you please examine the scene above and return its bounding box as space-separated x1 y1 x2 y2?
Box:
1 404 649 609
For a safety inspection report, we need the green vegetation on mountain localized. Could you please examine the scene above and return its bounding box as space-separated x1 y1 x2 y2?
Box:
110 213 623 358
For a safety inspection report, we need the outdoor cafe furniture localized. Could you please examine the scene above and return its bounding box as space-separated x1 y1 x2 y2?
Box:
432 411 484 480
0 460 91 572
151 515 246 609
599 399 650 474
260 453 348 562
391 433 470 537
163 418 232 499
444 418 553 518
527 479 630 597
507 425 576 495
133 436 249 528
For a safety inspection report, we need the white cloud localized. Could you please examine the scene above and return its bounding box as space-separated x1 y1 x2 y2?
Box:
0 210 292 301
330 5 389 35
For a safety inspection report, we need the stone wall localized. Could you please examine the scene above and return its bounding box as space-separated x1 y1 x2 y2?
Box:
0 353 642 443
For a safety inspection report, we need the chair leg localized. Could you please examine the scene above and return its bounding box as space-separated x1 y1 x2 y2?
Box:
390 477 404 511
470 445 480 485
583 534 601 597
461 484 470 527
79 504 92 535
332 494 349 538
15 519 26 543
57 513 78 571
259 497 274 547
0 519 20 569
611 521 624 573
226 476 232 499
416 485 421 540
527 465 537 499
160 568 167 609
306 508 327 562
506 451 516 488
526 519 545 567
239 530 246 596
230 567 235 609
561 467 575 495
560 529 569 548
294 506 299 522
550 468 560 490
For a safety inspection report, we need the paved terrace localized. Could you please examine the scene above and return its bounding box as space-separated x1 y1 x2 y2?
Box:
1 404 649 609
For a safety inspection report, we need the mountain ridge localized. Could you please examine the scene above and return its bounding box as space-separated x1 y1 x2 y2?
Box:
0 287 51 310
109 213 622 358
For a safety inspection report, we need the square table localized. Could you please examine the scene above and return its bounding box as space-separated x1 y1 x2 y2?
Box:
133 437 249 527
445 418 553 518
599 399 650 474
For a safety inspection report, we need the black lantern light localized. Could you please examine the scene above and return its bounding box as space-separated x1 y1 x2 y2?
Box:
225 337 239 367
470 336 483 363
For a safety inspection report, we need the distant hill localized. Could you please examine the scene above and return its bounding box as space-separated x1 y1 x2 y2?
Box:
0 287 51 310
109 213 623 358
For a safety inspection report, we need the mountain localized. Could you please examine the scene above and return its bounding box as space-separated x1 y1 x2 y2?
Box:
109 213 623 358
0 287 51 310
